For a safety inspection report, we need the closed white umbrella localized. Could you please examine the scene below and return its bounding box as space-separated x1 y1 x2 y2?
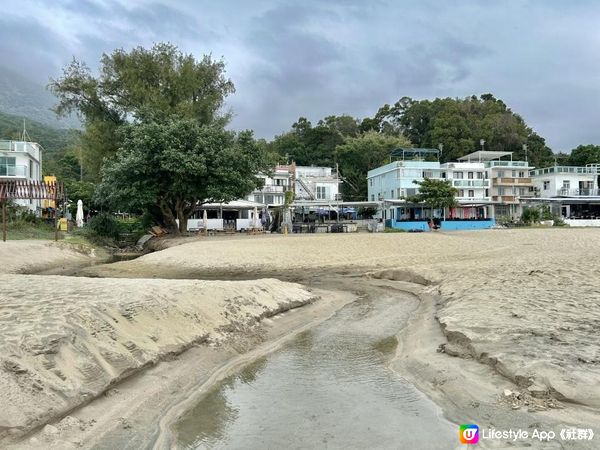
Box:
76 199 84 228
253 206 260 229
202 209 208 235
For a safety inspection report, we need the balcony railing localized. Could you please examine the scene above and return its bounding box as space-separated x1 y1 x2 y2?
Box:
556 188 600 197
260 185 288 193
531 166 598 176
494 177 532 185
452 179 489 187
492 195 518 203
0 140 40 160
485 161 529 168
0 165 28 177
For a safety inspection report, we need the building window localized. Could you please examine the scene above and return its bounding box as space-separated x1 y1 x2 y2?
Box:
543 181 550 190
468 190 474 198
390 190 394 199
29 162 33 178
371 194 374 201
458 189 464 197
265 195 274 204
497 171 505 178
498 187 505 195
423 170 433 178
518 171 525 178
512 170 517 177
0 156 16 176
477 172 483 179
562 181 570 189
254 195 262 203
316 186 328 199
519 188 526 195
468 172 474 179
369 178 373 186
455 171 463 179
441 172 446 178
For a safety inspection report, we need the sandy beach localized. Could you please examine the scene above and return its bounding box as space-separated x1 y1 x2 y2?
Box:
1 229 599 449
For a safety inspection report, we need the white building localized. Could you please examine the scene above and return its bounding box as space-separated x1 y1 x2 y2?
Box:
0 140 43 211
367 149 535 230
529 165 600 220
295 165 340 202
247 165 293 207
457 151 533 219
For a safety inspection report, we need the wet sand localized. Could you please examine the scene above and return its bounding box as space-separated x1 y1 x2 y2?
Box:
2 229 600 449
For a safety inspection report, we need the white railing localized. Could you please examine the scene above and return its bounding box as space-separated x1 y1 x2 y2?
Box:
0 140 40 160
556 188 600 197
485 161 529 168
452 179 489 187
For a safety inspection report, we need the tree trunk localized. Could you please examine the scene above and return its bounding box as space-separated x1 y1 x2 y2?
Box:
159 199 179 233
175 198 189 234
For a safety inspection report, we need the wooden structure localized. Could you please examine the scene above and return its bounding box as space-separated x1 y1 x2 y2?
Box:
0 180 65 242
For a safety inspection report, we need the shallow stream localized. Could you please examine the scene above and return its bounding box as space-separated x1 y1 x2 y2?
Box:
172 291 457 449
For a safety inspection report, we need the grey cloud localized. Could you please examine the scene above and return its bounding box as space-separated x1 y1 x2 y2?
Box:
0 0 599 151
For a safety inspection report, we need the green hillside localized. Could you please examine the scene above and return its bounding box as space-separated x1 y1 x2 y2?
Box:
0 110 78 176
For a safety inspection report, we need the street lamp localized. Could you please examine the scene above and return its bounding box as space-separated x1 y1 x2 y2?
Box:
479 139 485 151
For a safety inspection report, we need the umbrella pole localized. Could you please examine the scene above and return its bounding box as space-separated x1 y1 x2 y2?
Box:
2 201 6 242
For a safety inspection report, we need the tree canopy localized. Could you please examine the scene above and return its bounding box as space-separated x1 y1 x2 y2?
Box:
336 132 411 201
408 178 458 211
49 43 234 180
568 145 600 166
96 118 272 233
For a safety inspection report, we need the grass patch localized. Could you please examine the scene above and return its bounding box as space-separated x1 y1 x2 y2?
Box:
5 221 59 240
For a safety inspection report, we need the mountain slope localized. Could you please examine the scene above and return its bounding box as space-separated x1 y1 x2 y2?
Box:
0 66 80 129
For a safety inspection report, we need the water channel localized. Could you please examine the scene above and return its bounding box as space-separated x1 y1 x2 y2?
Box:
172 290 457 449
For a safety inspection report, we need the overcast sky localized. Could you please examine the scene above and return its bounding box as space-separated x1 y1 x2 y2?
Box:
1 0 599 152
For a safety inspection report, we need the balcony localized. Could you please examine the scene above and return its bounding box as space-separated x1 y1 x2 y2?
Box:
452 179 489 188
492 195 518 203
494 177 532 185
0 165 28 177
259 185 289 193
485 160 529 168
0 140 41 161
556 188 600 197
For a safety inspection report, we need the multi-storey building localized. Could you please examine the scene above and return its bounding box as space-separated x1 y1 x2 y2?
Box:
367 149 532 230
247 165 293 207
529 165 600 220
295 165 340 202
458 151 533 219
0 139 43 212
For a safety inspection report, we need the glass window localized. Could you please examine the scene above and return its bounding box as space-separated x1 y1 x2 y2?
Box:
455 171 463 179
468 190 474 197
562 181 570 189
497 171 505 178
0 156 16 176
543 181 550 190
468 172 474 179
518 171 525 178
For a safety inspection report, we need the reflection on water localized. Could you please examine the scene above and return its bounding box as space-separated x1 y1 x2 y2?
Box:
173 293 456 450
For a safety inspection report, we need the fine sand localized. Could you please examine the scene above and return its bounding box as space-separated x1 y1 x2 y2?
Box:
2 229 599 449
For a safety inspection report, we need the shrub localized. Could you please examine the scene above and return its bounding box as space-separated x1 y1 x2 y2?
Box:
87 213 120 240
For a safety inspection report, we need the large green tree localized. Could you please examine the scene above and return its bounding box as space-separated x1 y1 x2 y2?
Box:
336 131 411 201
372 94 555 167
568 144 600 166
49 43 234 180
96 118 271 233
409 178 458 217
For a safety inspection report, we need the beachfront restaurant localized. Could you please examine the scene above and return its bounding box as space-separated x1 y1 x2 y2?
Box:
384 199 496 231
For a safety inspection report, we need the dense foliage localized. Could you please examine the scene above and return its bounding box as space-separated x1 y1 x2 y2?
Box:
96 119 272 232
49 43 235 181
408 178 458 212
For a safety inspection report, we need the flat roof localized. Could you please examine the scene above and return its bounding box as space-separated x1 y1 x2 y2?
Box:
458 151 512 162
